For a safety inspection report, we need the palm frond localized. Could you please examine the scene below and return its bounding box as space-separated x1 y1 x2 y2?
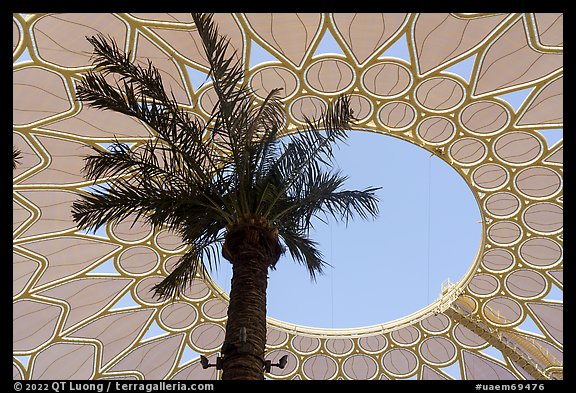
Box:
277 224 326 280
152 218 225 300
13 147 22 170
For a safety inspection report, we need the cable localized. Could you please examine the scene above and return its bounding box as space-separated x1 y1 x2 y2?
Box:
427 155 432 303
330 222 334 328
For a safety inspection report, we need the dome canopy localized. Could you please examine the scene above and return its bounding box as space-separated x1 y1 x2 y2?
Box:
13 13 562 380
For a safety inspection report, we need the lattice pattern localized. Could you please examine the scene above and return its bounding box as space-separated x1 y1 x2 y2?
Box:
13 13 562 380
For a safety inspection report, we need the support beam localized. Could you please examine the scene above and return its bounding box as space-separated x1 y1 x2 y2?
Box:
444 301 561 380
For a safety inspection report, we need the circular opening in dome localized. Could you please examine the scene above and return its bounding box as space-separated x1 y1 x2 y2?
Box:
209 130 482 329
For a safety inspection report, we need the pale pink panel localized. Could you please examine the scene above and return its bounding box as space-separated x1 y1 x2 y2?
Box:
325 338 353 355
291 335 320 353
265 350 298 377
155 230 184 252
419 336 456 365
13 133 43 180
13 19 20 53
171 354 218 380
515 167 562 199
164 255 183 274
189 322 225 351
449 138 486 165
159 302 197 330
108 333 185 380
290 96 327 122
302 354 338 380
391 326 420 345
38 277 132 331
484 296 522 325
474 18 563 96
13 299 62 352
18 190 79 238
413 13 509 74
460 101 509 135
487 221 522 245
516 77 562 127
199 86 219 115
378 102 416 130
118 246 159 276
30 343 96 380
202 298 228 321
342 354 378 380
467 273 499 296
68 308 155 367
266 328 288 347
44 104 151 139
523 203 563 234
527 302 563 345
420 314 451 333
543 146 562 165
306 59 354 93
110 214 153 243
348 94 372 121
472 164 508 190
415 77 465 112
20 136 92 186
358 335 387 353
135 35 190 106
181 278 211 301
453 323 487 348
462 350 517 379
250 66 299 100
333 13 408 64
422 364 450 380
548 270 562 286
134 276 167 305
33 14 127 68
244 13 322 67
13 251 40 297
505 269 547 299
381 348 418 376
13 199 33 234
151 14 243 69
417 117 455 144
533 13 563 47
13 67 72 126
21 236 120 288
484 192 520 217
362 62 412 98
481 249 515 272
13 363 23 380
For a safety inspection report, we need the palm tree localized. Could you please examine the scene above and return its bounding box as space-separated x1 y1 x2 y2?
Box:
13 147 22 170
72 13 380 380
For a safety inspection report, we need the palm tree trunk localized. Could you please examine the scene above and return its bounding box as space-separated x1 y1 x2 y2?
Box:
220 222 279 380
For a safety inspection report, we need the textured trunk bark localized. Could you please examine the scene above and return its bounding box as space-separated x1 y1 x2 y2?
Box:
220 221 280 380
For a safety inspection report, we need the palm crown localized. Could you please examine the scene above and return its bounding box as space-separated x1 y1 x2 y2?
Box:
72 13 380 301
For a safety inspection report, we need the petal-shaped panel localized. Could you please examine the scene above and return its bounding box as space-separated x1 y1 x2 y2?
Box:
473 18 562 96
68 308 156 367
333 13 408 65
21 236 120 289
30 343 96 380
38 277 133 331
108 333 185 379
413 13 509 75
244 13 322 67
